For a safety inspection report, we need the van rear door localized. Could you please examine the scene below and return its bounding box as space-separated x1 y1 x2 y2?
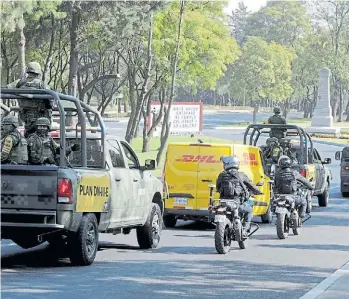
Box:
232 145 269 214
196 145 231 210
164 144 200 210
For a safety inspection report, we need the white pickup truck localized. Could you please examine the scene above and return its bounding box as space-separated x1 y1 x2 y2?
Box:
1 88 164 266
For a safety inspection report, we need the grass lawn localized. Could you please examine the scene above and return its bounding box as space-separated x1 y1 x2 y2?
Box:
131 136 240 177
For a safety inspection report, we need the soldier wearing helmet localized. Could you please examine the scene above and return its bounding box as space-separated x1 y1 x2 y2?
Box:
267 107 287 139
8 62 53 138
216 156 263 234
1 115 28 164
27 117 79 165
274 156 314 218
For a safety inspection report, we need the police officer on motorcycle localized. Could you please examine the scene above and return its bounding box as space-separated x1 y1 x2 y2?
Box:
274 156 314 218
216 156 263 234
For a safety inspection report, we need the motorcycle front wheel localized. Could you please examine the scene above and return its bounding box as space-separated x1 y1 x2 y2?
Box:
214 218 232 254
276 213 289 239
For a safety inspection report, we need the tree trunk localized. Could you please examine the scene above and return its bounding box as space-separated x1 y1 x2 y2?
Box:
125 69 137 143
43 13 55 83
345 96 349 121
68 2 80 97
156 0 185 165
18 14 26 79
338 85 343 122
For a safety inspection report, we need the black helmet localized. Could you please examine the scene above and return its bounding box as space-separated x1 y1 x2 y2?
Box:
278 155 291 169
220 155 240 170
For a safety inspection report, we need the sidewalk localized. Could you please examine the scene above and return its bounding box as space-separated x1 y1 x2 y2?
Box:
300 262 349 299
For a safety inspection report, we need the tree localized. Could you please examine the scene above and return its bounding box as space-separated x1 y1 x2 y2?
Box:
229 37 294 112
246 1 311 47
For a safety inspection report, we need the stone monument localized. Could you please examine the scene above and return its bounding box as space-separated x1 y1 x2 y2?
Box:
307 67 340 135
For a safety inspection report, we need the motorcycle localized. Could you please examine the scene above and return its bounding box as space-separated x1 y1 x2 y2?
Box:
208 185 259 254
273 193 301 239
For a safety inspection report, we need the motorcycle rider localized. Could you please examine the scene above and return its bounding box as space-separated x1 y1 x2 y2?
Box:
1 115 28 164
267 107 286 139
216 156 263 234
274 155 314 218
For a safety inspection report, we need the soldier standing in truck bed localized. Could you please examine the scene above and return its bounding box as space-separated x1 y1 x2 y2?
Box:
8 62 53 138
267 107 287 139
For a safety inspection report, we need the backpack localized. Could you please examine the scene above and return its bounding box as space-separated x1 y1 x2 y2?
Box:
220 171 248 199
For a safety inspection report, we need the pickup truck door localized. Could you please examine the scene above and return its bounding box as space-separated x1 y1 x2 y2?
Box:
313 149 325 192
106 139 134 226
120 141 145 224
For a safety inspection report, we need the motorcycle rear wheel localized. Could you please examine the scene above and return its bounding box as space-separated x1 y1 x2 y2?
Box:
292 213 301 235
214 218 232 254
276 213 289 239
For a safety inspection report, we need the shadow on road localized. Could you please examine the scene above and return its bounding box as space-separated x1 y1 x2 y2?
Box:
1 256 333 299
258 243 349 252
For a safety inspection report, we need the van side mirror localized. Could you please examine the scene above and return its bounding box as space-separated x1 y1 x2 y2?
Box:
335 151 341 160
145 159 156 170
322 158 331 165
256 180 264 186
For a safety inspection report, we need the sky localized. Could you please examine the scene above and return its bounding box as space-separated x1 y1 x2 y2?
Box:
224 0 268 14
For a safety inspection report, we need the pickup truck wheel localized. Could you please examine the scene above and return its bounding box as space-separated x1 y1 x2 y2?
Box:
163 214 177 228
68 213 98 266
318 182 329 207
137 203 162 249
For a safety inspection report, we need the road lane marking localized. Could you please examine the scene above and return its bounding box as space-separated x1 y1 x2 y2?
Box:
299 261 349 299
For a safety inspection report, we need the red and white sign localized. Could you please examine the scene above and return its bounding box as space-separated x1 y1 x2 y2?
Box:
147 102 203 137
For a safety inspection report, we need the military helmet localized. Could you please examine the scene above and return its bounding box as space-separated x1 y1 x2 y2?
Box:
220 155 240 171
2 115 19 128
26 61 42 76
266 137 278 146
278 155 292 169
35 117 51 129
274 107 281 114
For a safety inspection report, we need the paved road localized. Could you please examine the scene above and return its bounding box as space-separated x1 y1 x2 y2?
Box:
2 113 349 299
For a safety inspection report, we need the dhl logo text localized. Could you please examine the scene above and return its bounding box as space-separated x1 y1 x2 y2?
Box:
175 155 220 163
240 152 259 166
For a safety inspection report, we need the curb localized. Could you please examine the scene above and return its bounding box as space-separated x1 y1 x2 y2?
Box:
299 261 349 299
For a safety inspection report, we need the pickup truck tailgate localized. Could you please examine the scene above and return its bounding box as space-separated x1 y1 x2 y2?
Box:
1 165 58 210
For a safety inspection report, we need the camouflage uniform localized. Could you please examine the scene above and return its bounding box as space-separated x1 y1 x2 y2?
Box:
27 117 79 165
216 156 263 232
1 115 28 164
274 156 314 218
8 62 53 138
268 107 286 139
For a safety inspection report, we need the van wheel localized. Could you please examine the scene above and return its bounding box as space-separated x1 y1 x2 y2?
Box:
137 203 162 249
163 214 177 228
261 205 272 223
318 182 329 207
342 192 349 198
68 213 99 266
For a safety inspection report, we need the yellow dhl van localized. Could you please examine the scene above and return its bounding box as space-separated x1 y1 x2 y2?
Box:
162 142 273 228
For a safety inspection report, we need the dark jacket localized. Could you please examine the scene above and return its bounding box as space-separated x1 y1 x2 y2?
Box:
275 167 314 194
216 169 262 201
